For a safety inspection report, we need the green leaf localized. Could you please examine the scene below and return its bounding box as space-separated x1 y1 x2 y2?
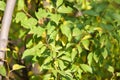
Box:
49 30 58 40
17 0 25 10
100 24 114 31
102 48 108 59
57 5 73 13
93 52 99 63
22 42 44 59
81 39 90 50
12 64 25 70
15 12 27 23
58 59 66 70
83 10 98 16
21 18 37 29
60 24 72 41
0 66 6 76
49 14 61 25
60 55 71 62
72 27 81 36
47 22 56 35
43 56 52 64
29 27 45 37
35 8 49 19
56 0 63 7
71 48 77 62
87 52 93 66
80 64 92 73
0 1 6 11
77 45 82 54
107 65 114 73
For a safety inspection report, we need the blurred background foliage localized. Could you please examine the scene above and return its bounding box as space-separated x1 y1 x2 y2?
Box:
0 0 120 80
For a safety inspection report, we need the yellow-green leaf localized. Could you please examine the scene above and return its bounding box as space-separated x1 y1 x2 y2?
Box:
0 66 6 76
12 64 25 70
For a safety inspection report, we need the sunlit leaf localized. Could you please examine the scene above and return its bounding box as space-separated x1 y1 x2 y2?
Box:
81 39 90 50
60 24 72 41
87 52 93 66
12 64 25 70
80 64 92 73
60 55 71 62
21 18 37 29
102 48 108 59
71 48 77 62
49 14 61 25
29 27 45 37
57 5 73 13
81 34 92 40
22 42 44 59
77 45 82 54
0 1 6 11
17 0 24 10
0 66 6 76
35 8 49 19
56 0 63 8
107 65 114 73
15 12 27 23
72 27 81 36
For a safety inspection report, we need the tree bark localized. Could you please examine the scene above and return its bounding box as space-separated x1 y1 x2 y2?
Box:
0 0 16 79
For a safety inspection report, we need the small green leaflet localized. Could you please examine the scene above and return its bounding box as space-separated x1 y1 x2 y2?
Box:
15 12 27 23
47 22 56 35
17 0 24 10
0 1 6 11
21 18 37 29
80 64 93 73
87 52 93 66
22 42 44 59
72 27 81 36
0 65 6 77
29 27 45 37
71 48 77 62
56 0 63 8
58 59 66 70
60 24 72 41
35 8 49 19
49 14 61 25
102 48 108 59
57 5 73 13
107 65 114 73
81 39 90 50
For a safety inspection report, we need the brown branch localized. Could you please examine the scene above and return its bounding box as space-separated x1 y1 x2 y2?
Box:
0 0 16 80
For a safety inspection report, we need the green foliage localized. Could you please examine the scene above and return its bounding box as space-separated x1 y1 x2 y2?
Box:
0 66 6 77
1 0 120 80
0 1 6 11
